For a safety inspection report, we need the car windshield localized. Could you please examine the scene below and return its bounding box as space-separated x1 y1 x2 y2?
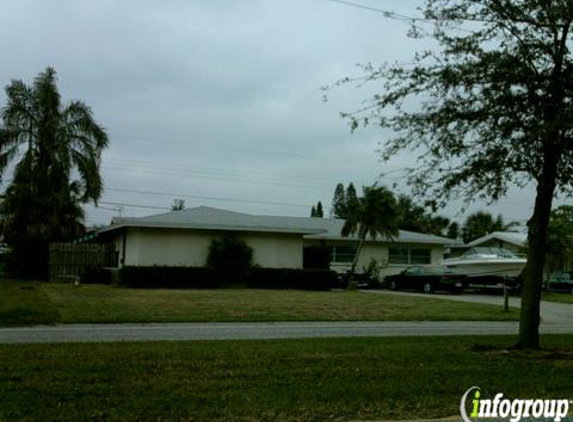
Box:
419 266 451 274
464 247 517 258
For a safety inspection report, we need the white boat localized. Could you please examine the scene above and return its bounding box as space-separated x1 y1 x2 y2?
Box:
441 247 526 279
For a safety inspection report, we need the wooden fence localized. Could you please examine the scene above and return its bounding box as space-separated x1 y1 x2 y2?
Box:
49 243 118 283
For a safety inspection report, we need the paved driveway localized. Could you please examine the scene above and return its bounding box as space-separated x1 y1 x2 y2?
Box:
365 289 573 324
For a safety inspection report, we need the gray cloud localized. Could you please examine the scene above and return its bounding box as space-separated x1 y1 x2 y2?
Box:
0 0 546 227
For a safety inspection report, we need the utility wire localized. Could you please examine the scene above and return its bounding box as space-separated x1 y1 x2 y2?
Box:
98 201 171 211
104 187 313 209
319 0 425 21
111 132 380 169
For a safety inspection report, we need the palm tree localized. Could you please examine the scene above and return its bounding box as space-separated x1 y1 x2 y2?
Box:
341 184 400 281
0 68 109 277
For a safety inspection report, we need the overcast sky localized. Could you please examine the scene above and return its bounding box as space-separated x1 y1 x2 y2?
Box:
0 0 557 227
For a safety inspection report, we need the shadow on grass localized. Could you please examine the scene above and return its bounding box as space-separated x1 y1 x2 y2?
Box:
0 280 59 326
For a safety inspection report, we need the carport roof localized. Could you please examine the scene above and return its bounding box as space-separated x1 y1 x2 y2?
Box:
465 231 527 248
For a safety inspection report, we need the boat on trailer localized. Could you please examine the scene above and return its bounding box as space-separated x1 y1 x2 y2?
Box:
441 247 526 289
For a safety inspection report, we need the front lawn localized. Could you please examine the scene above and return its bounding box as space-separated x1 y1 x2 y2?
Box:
0 279 59 326
0 335 571 422
543 291 573 304
0 279 520 325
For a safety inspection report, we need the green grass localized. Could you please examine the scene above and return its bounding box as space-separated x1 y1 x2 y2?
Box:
0 336 572 422
0 279 59 326
0 279 520 325
543 291 573 304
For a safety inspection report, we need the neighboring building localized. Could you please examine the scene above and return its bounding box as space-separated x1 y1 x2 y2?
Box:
465 231 527 253
97 206 454 279
451 230 573 278
446 231 527 258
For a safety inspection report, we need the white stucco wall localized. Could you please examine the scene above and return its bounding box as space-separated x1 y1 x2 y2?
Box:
115 228 303 269
242 232 302 268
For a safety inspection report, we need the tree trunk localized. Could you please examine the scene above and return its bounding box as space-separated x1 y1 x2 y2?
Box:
347 236 365 287
517 147 558 349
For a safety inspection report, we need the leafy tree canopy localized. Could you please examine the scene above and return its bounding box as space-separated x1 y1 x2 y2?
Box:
546 205 573 256
461 211 520 243
396 194 452 237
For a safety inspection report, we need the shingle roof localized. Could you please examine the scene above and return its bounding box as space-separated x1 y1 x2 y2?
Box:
98 206 454 245
100 206 324 235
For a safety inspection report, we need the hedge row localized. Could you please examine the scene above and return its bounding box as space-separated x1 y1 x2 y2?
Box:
118 266 340 291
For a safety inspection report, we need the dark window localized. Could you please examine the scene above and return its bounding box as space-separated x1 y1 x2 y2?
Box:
410 249 431 264
331 246 357 263
389 247 431 265
388 248 409 264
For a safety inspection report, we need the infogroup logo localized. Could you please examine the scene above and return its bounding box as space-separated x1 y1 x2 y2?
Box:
460 386 571 422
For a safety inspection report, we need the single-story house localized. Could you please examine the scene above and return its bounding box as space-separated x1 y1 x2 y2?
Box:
97 206 454 279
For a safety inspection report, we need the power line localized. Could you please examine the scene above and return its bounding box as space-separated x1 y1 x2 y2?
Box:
105 158 344 185
319 0 421 21
111 132 380 169
104 187 314 209
319 0 569 29
98 201 171 211
103 164 334 190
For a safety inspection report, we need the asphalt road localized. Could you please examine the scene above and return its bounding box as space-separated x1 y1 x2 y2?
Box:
1 320 573 344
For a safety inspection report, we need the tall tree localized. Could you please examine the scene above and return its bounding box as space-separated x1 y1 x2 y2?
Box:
447 222 460 241
310 201 324 218
341 184 399 279
315 201 324 218
330 1 573 348
331 183 346 218
345 183 360 216
0 68 109 277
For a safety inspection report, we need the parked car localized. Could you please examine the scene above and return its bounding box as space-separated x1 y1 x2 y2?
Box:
546 273 573 293
384 265 466 294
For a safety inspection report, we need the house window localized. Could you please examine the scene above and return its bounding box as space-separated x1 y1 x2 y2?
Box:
389 247 431 265
330 245 357 263
388 248 409 264
410 249 431 264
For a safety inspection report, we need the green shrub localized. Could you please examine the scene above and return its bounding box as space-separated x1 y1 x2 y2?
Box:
303 244 330 269
206 236 253 283
247 268 340 291
118 266 339 290
80 266 113 285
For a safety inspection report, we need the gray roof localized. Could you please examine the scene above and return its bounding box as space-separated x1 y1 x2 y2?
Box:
99 206 454 245
465 231 527 248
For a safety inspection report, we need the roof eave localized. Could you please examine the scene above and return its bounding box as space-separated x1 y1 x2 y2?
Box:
97 222 325 236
